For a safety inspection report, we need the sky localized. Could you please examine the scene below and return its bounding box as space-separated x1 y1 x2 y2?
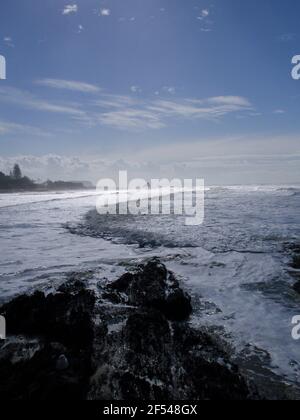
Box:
0 0 300 185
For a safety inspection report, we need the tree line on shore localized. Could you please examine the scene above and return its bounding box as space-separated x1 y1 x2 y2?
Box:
0 164 35 190
0 164 87 191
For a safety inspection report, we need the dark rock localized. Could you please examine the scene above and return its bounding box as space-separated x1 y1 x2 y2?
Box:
285 243 300 293
163 281 193 321
110 272 134 293
88 260 254 400
58 279 86 294
292 255 300 270
293 281 300 294
0 339 89 400
108 258 192 321
0 287 95 348
56 355 70 371
0 281 96 400
88 306 252 400
284 243 300 270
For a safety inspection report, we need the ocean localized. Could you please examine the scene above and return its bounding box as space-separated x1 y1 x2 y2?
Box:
0 185 300 389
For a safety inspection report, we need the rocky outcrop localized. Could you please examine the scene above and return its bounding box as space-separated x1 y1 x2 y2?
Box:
0 281 95 400
104 259 192 321
0 259 255 400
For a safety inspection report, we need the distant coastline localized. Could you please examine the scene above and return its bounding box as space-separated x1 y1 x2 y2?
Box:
0 164 94 193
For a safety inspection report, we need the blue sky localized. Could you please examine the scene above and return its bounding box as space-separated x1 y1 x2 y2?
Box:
0 0 299 184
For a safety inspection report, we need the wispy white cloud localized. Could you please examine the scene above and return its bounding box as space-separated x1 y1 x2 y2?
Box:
0 86 88 120
148 96 252 120
197 9 210 22
130 85 142 93
207 96 252 107
95 93 253 130
0 82 254 132
163 86 176 95
94 94 138 109
36 78 101 93
99 109 165 130
119 16 136 23
62 4 78 15
198 9 210 19
0 121 51 137
125 134 300 180
3 36 14 47
100 8 111 17
197 8 213 32
95 94 164 130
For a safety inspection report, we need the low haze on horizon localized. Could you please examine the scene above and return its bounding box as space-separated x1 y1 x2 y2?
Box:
0 0 300 185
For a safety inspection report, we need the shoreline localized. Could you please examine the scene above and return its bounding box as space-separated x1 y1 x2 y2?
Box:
0 187 95 194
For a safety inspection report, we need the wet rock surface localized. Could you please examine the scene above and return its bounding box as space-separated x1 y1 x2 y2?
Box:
289 244 300 269
105 259 192 321
285 243 300 294
0 281 95 400
0 259 256 400
293 282 300 294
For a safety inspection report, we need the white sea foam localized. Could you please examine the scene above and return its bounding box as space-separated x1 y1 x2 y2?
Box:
0 185 300 385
